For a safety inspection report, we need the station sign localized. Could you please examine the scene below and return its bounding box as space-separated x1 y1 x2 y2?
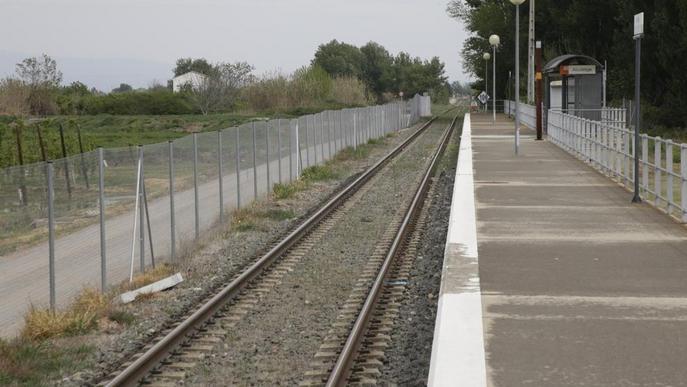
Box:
560 65 596 76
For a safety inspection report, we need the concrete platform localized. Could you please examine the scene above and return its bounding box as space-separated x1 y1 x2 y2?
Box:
429 113 687 386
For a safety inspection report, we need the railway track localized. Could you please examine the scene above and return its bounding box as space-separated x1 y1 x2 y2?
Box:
303 115 458 386
99 112 457 387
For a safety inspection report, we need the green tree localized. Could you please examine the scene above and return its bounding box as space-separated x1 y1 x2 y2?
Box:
360 42 394 100
312 40 364 78
173 58 213 77
111 83 133 93
15 54 62 116
450 0 687 129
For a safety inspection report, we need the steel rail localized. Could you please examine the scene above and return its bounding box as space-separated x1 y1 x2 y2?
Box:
325 115 459 387
103 114 449 387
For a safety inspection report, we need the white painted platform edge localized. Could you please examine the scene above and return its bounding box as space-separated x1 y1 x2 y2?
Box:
120 273 184 304
428 114 487 387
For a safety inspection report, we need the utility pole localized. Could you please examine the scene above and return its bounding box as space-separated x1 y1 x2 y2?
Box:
527 0 536 104
535 41 543 140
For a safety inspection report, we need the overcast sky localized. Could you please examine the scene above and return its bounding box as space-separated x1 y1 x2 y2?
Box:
0 0 470 91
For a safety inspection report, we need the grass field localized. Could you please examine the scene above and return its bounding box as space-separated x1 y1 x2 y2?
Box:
0 112 295 169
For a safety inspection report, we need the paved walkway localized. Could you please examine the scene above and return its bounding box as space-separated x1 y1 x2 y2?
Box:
429 112 687 386
471 113 687 385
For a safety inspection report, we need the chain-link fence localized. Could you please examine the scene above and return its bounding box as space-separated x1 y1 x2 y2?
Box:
0 96 430 334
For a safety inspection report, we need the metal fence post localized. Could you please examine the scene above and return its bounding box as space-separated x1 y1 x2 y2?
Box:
304 117 310 168
47 161 56 312
353 111 358 150
168 141 176 262
252 122 258 200
218 130 224 224
235 127 241 208
328 111 333 159
193 133 200 239
98 147 107 292
266 121 271 191
315 115 321 165
277 119 283 184
138 146 145 273
289 120 294 181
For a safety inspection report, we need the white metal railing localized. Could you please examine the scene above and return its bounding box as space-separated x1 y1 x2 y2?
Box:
505 101 628 131
547 109 687 222
504 100 536 130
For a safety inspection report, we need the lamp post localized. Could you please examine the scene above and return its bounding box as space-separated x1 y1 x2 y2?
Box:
632 12 644 203
483 52 491 112
489 34 500 123
509 0 525 155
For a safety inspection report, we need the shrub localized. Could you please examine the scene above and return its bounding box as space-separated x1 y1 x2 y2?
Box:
82 90 198 115
301 165 337 182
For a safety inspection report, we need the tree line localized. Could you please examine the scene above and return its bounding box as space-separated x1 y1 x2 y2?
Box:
0 42 452 118
451 0 687 130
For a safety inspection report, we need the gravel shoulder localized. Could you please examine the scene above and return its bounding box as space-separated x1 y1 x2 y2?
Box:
45 123 424 386
184 121 448 386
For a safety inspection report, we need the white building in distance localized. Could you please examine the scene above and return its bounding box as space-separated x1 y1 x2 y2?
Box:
172 71 207 92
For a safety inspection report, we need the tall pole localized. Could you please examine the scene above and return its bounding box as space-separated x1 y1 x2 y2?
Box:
527 0 535 104
632 12 644 203
493 45 497 122
515 3 521 155
535 41 543 140
485 58 489 112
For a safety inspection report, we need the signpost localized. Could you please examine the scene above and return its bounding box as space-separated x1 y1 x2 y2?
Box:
632 12 644 203
478 91 490 106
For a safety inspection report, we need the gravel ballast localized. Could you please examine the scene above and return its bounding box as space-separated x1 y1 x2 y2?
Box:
184 121 449 386
379 117 461 385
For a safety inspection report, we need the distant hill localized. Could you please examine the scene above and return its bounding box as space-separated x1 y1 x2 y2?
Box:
0 50 170 92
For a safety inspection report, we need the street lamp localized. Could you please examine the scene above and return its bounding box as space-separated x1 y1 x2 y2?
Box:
489 34 500 123
509 0 525 155
483 52 491 112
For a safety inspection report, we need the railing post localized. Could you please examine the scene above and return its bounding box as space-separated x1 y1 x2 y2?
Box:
193 133 200 239
168 141 176 262
642 135 649 195
681 144 687 222
655 138 662 207
613 127 623 182
667 140 674 214
98 147 107 292
625 129 631 186
47 161 56 312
